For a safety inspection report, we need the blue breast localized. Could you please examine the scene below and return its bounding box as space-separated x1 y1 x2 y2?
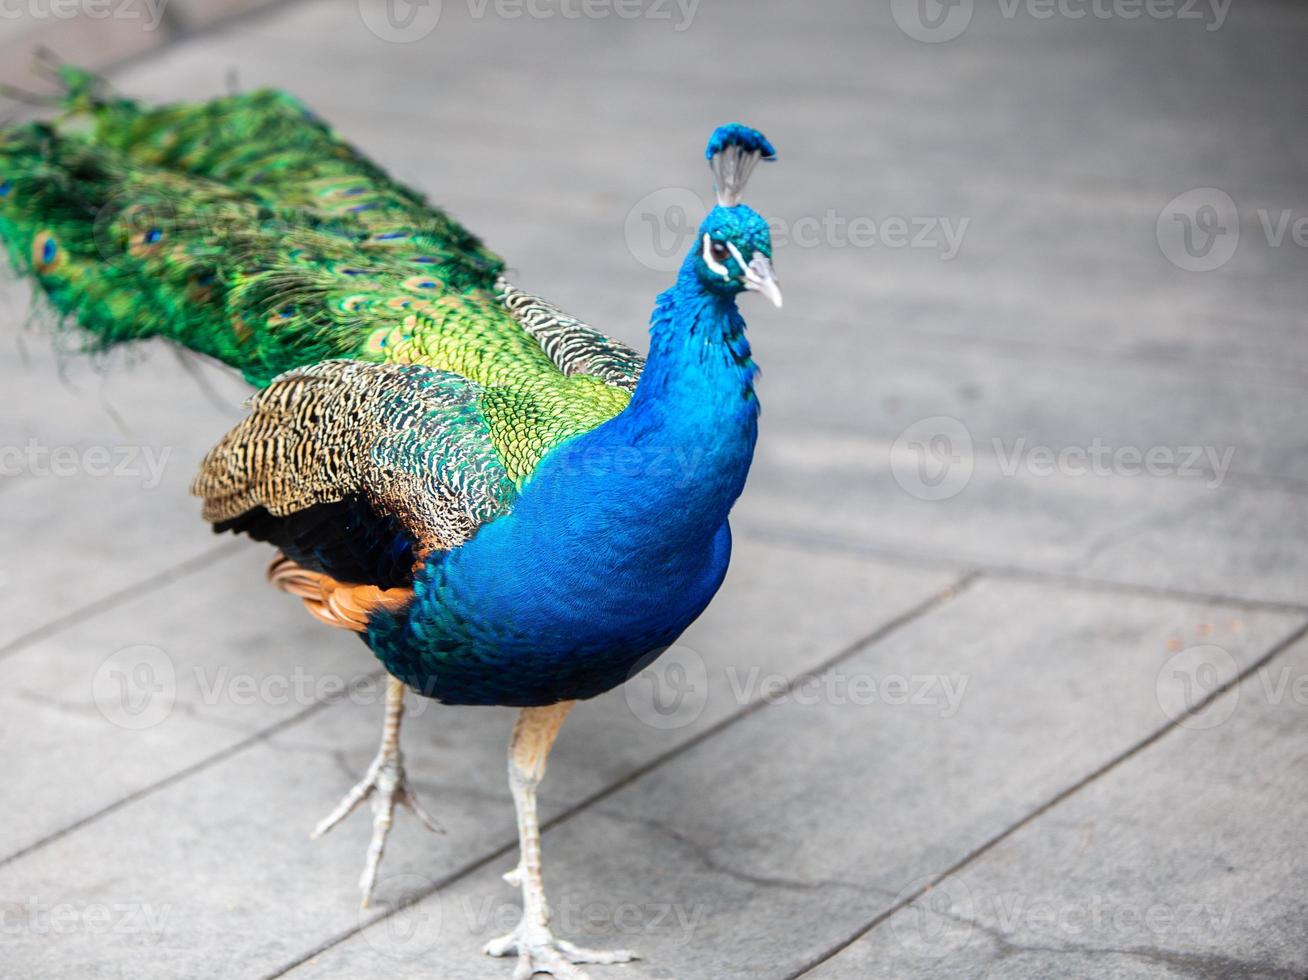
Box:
366 502 734 706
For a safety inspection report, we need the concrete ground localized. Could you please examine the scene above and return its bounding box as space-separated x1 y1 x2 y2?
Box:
1 0 1307 978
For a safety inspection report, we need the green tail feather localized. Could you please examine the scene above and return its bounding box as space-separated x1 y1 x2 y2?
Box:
0 69 509 385
59 70 500 273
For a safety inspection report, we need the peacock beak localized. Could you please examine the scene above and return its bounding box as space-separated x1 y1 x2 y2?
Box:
743 254 783 309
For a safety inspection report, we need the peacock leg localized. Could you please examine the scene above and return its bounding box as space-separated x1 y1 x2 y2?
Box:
311 675 439 907
485 702 638 980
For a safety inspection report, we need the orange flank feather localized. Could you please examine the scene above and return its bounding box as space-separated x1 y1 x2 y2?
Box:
267 555 413 633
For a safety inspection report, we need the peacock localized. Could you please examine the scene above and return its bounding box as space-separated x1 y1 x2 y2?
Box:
0 65 780 979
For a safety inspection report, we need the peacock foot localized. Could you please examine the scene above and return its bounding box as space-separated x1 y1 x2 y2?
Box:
484 924 638 980
310 749 440 907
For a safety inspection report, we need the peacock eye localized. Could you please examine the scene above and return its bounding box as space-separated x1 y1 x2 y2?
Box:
709 241 730 263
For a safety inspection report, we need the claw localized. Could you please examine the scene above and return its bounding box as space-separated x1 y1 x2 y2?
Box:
485 924 638 980
311 753 441 907
310 781 370 840
402 787 440 833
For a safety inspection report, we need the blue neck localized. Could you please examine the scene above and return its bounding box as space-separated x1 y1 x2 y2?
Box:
530 264 760 551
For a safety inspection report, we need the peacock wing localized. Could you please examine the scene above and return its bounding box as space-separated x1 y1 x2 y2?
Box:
192 358 517 589
495 278 643 393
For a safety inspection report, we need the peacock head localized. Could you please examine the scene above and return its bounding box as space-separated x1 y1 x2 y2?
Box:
690 124 782 308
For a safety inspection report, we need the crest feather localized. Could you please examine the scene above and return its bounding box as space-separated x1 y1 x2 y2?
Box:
706 123 776 208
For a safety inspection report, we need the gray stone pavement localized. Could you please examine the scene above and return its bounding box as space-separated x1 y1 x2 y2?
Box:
1 0 1306 977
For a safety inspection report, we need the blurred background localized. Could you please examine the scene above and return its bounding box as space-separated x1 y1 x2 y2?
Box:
1 1 1306 978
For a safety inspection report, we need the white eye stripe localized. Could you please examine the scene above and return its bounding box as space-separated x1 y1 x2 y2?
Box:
702 232 731 280
725 240 749 271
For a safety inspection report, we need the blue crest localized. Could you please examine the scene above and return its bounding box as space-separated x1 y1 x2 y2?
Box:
705 124 776 208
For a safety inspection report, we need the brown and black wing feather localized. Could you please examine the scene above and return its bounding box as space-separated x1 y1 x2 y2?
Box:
193 359 517 593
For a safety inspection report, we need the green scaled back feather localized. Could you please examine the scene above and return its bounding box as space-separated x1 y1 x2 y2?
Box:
0 69 632 482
